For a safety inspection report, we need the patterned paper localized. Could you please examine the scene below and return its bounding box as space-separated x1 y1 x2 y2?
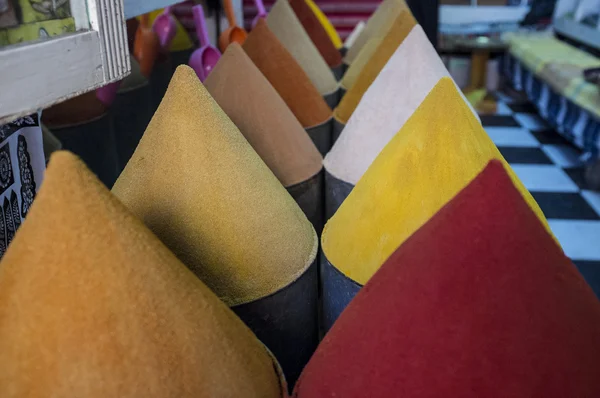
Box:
0 114 45 257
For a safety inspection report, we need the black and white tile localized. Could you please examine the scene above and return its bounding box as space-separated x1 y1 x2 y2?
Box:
485 92 600 297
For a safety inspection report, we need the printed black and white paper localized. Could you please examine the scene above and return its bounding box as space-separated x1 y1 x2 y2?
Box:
0 114 45 257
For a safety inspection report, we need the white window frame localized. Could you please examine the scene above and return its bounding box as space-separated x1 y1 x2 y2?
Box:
554 0 600 50
440 3 531 26
574 0 600 21
554 0 581 20
554 15 600 50
0 0 130 124
124 0 185 19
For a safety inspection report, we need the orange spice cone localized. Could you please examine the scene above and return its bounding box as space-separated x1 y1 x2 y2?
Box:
0 151 287 398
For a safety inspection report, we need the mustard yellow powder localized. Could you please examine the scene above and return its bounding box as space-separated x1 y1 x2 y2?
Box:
343 0 408 65
340 36 379 91
112 66 317 307
322 77 553 285
0 152 285 398
335 10 416 124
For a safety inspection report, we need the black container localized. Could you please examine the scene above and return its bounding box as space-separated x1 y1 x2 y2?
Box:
320 251 361 332
287 170 324 235
41 124 62 163
233 260 319 391
150 57 174 113
332 117 345 145
306 118 333 156
331 64 344 81
324 87 342 109
51 114 118 188
324 169 353 220
170 49 194 74
112 64 152 171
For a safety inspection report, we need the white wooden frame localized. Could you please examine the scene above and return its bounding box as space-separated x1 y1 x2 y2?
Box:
0 0 130 124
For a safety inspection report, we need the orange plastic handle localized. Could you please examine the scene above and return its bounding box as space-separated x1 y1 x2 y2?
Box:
223 0 237 26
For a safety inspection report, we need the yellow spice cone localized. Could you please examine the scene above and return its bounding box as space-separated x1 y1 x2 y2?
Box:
305 0 343 49
0 151 285 398
340 36 379 90
326 25 479 186
112 65 317 307
323 77 553 286
344 0 408 65
335 10 416 124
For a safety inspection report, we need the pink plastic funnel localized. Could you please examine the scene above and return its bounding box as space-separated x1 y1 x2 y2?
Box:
189 5 221 81
153 6 177 50
252 0 267 28
95 80 122 107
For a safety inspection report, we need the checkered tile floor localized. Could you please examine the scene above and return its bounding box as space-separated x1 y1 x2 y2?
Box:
486 91 600 298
